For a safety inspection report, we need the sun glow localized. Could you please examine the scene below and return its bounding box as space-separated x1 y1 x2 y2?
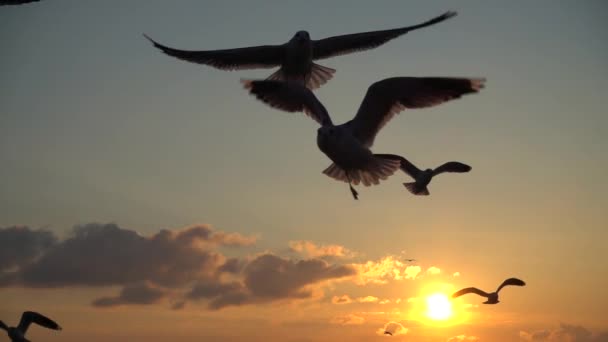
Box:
425 293 453 320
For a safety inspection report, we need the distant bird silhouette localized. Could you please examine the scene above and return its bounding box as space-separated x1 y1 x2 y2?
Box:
242 76 484 199
144 11 456 90
452 278 526 304
391 156 471 195
404 258 417 262
0 0 40 5
0 311 62 341
384 331 393 336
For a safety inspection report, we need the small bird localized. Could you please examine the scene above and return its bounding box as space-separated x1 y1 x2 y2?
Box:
384 331 393 336
0 0 40 5
452 278 526 304
242 76 484 199
144 11 456 90
393 156 472 195
0 311 62 341
404 258 417 262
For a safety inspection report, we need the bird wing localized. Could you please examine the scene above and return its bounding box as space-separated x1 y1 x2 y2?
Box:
312 11 457 60
496 278 526 293
349 77 485 147
432 162 472 176
143 34 283 70
241 79 333 126
452 287 490 298
0 0 40 5
18 312 61 333
373 153 422 179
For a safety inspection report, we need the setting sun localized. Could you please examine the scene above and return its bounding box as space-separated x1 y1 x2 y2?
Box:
425 293 453 320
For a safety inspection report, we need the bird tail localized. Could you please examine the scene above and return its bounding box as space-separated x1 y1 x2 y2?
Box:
322 156 400 187
403 182 429 196
307 63 335 90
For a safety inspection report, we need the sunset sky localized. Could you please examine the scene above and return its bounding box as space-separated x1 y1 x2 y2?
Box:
1 1 607 341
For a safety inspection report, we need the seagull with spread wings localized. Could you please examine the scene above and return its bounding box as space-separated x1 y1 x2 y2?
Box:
0 311 62 342
242 76 484 199
452 278 526 304
144 11 456 90
394 156 472 195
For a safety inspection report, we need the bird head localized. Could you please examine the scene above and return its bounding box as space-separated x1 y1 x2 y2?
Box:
316 126 341 149
292 30 310 43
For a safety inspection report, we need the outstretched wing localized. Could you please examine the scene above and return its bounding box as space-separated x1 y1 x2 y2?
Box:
349 77 485 147
242 80 333 126
143 34 283 70
496 278 526 293
452 287 490 299
432 162 472 176
0 0 40 5
373 153 422 179
18 311 61 333
312 11 457 60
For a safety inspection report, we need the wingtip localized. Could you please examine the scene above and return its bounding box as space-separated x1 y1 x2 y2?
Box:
444 10 458 19
470 78 486 91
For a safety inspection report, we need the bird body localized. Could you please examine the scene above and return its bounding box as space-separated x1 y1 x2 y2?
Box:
145 11 457 89
452 278 526 304
0 311 62 342
243 76 484 198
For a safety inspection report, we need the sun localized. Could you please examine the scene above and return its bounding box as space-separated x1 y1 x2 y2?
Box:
425 293 453 320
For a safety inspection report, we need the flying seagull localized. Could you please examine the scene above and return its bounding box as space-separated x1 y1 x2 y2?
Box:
242 76 484 199
144 11 457 90
452 278 526 304
0 311 62 342
0 0 40 5
384 331 393 336
392 156 471 195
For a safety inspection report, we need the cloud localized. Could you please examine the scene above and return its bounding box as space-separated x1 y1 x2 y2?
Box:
404 265 422 279
519 324 608 341
331 295 353 304
0 226 57 272
330 314 365 325
426 266 441 275
357 296 379 303
453 272 461 277
289 240 354 259
352 256 405 284
92 282 165 307
379 299 391 304
377 321 408 336
447 335 479 342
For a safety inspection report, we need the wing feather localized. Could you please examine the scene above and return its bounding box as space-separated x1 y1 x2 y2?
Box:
18 311 61 333
312 11 457 60
432 162 472 176
242 80 333 126
451 287 490 299
496 278 526 293
349 77 485 147
144 34 283 70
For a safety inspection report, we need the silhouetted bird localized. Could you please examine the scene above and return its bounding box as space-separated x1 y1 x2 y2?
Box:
393 156 471 195
144 11 456 90
452 278 526 304
384 331 393 336
0 0 40 5
0 311 62 341
404 258 417 262
242 77 484 199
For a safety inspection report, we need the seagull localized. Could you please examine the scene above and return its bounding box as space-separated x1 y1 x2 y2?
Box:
242 76 484 199
144 11 457 90
0 311 62 342
404 258 417 262
384 331 393 336
452 278 526 304
0 0 40 5
393 156 472 195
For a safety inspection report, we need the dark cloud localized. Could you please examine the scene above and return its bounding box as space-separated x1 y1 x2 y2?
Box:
7 223 252 288
0 226 57 272
92 282 165 307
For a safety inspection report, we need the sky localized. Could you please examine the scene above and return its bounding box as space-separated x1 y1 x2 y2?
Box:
1 1 607 341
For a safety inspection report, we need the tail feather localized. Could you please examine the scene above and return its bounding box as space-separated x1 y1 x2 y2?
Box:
403 182 430 196
322 156 400 186
307 63 335 90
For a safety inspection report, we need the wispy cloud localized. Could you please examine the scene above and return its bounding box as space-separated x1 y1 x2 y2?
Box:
329 314 365 325
519 323 608 342
426 266 441 275
92 282 165 307
357 296 379 303
447 334 479 342
331 295 353 304
289 240 354 259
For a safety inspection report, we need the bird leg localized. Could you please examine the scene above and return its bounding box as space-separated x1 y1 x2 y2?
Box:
346 172 359 200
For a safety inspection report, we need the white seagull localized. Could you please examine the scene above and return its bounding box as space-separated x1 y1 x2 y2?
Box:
144 11 456 90
0 311 62 342
452 278 526 304
242 76 485 199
